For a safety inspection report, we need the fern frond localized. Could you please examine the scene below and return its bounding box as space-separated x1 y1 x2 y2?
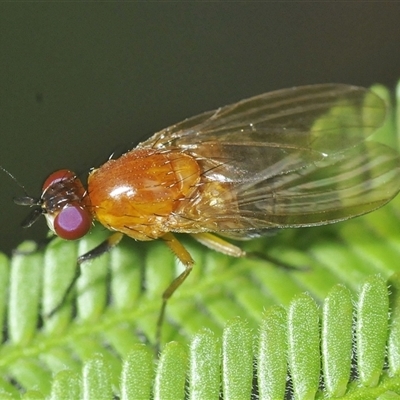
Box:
0 82 400 398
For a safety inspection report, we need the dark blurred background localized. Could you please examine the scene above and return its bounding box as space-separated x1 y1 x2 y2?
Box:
1 3 400 254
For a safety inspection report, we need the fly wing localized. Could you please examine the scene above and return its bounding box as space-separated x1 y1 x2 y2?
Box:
229 141 400 231
138 84 387 155
139 84 400 235
173 139 400 236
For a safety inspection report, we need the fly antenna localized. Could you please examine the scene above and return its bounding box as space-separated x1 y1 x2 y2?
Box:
0 165 30 197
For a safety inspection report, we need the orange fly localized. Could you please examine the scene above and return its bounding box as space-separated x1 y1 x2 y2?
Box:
14 84 400 345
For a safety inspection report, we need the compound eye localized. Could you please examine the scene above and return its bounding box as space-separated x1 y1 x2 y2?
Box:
42 169 75 192
54 204 92 240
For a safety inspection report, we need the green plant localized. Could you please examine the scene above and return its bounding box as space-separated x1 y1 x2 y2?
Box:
0 83 400 399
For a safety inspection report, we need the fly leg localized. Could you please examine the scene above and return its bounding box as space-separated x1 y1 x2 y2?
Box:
191 232 306 271
157 232 194 352
247 251 309 271
47 232 124 317
190 232 246 258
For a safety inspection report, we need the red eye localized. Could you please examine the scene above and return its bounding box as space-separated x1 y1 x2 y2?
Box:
42 169 75 192
54 204 92 240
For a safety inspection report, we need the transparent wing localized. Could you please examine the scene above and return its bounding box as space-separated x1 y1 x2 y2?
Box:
138 84 387 156
200 141 400 235
139 84 400 235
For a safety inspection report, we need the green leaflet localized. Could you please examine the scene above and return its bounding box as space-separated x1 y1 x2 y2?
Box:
0 82 400 398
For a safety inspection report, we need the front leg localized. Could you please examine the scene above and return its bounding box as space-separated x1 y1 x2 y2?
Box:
47 232 124 318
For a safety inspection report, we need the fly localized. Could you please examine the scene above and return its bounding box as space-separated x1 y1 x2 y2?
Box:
14 84 400 348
